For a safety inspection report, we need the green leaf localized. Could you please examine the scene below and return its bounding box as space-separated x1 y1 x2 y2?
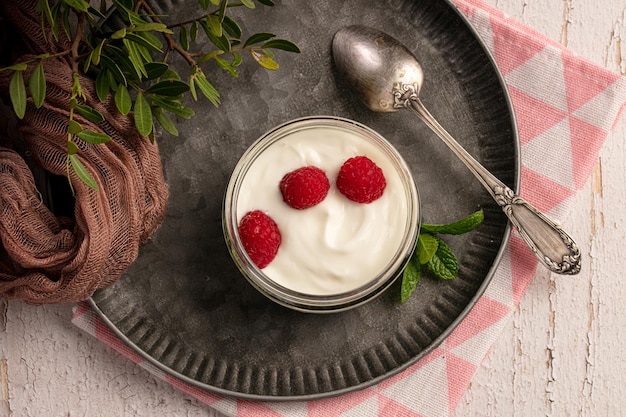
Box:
427 237 458 280
111 28 127 40
133 22 173 34
63 0 89 12
150 96 195 119
38 0 55 29
49 2 61 41
217 0 228 20
87 5 106 19
197 50 224 66
190 21 199 41
133 93 153 136
243 32 274 47
68 119 82 134
61 5 72 39
95 70 111 102
28 62 46 108
100 55 126 86
421 209 484 235
76 104 105 123
206 14 222 37
106 45 138 79
75 129 111 144
198 0 211 10
241 0 255 8
69 154 99 190
92 40 105 65
114 84 132 115
9 70 27 119
221 16 241 39
416 233 439 265
256 0 274 5
141 31 164 49
189 74 198 101
215 57 237 77
194 71 220 106
146 80 190 96
159 69 182 81
1 62 28 73
126 32 162 53
153 107 179 136
231 52 242 67
400 261 422 303
144 62 169 80
261 38 301 53
252 50 279 70
135 42 154 64
201 21 230 52
67 139 79 155
83 49 94 73
123 38 148 79
113 0 133 15
179 26 189 51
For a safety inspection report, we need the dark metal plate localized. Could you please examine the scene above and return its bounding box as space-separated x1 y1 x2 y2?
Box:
90 0 519 400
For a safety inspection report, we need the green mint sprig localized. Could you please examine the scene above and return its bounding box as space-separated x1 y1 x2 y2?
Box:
400 209 484 303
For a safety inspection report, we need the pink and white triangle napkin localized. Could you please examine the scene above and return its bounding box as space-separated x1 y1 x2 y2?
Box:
72 0 626 416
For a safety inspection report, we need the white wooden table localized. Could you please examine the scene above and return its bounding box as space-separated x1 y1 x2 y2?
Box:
2 1 625 416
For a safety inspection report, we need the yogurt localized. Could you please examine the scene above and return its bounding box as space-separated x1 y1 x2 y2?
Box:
234 121 415 296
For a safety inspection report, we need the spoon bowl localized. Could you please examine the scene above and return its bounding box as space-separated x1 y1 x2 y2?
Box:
332 25 581 275
332 25 424 112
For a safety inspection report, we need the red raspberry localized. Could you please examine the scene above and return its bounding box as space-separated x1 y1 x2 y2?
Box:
279 166 330 209
238 210 281 268
336 156 386 203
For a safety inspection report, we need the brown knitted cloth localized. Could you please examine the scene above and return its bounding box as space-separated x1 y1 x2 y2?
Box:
0 1 169 304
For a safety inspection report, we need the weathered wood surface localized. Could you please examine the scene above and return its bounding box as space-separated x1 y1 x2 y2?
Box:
455 1 626 416
2 1 625 416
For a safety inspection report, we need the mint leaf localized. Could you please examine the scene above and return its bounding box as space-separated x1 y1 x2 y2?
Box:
421 209 484 235
400 260 422 304
416 233 438 264
427 237 458 280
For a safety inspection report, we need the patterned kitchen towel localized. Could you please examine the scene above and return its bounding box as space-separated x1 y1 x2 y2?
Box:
72 0 626 416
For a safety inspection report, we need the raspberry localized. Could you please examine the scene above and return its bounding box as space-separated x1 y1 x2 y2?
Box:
238 210 281 268
279 166 330 209
336 156 386 203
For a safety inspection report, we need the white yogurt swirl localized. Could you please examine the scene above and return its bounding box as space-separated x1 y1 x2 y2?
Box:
236 125 411 295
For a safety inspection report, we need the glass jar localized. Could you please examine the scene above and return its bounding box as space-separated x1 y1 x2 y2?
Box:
223 116 420 313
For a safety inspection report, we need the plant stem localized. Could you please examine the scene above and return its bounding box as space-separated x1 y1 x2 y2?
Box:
69 13 85 74
138 0 197 66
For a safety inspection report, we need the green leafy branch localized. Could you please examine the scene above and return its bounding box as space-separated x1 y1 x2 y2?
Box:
2 0 300 190
400 209 485 303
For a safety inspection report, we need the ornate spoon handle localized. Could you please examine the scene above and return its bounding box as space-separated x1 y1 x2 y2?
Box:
394 83 581 275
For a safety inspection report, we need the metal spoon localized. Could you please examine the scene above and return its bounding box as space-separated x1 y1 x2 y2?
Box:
332 25 581 275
